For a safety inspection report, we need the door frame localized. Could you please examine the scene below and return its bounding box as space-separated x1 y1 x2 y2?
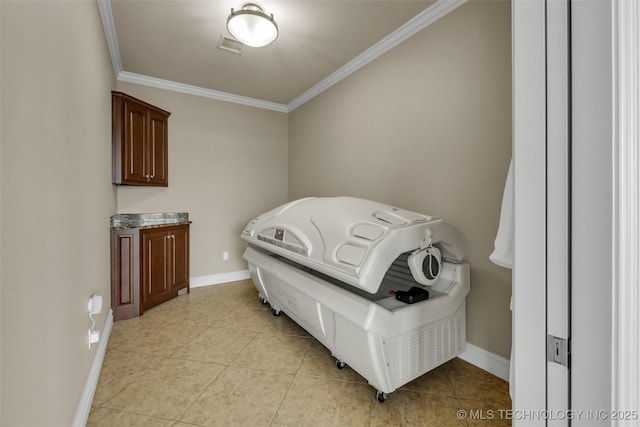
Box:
611 0 639 418
512 0 547 418
513 0 640 422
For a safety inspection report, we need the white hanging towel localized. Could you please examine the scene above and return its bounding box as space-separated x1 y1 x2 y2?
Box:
489 158 514 400
490 158 514 269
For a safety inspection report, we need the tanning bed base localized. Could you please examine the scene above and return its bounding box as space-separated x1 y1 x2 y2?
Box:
244 246 469 402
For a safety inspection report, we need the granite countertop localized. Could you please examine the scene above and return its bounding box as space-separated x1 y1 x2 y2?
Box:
111 212 190 230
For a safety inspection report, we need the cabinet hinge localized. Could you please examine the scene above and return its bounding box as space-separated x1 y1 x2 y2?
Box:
547 335 570 368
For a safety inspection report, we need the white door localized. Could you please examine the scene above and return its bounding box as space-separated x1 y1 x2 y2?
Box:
513 0 571 423
546 0 571 423
571 1 640 422
570 1 615 422
515 1 639 424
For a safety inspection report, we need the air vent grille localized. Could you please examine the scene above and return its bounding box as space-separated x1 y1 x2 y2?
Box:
217 35 244 54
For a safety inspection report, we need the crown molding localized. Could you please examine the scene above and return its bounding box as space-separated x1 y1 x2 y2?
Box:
286 0 468 111
98 0 465 113
97 0 287 112
117 72 289 113
97 0 122 76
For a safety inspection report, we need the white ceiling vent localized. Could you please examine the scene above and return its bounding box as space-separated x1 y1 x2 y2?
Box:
217 35 244 55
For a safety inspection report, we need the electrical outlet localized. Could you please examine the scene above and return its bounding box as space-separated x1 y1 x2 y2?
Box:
88 330 100 348
223 251 229 261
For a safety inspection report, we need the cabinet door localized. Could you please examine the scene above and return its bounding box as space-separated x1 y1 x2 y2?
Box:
170 225 189 291
141 229 170 310
147 109 168 186
112 91 171 186
123 100 149 184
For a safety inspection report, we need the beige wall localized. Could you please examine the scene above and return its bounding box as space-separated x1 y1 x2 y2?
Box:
1 1 116 425
0 1 510 422
115 82 289 277
288 1 512 358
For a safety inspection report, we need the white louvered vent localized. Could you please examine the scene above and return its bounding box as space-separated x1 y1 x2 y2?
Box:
217 35 244 54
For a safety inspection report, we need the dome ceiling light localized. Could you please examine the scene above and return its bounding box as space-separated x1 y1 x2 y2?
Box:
227 3 278 48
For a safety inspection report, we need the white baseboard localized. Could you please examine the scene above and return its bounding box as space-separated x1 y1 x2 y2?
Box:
459 341 510 382
190 270 251 288
73 309 114 427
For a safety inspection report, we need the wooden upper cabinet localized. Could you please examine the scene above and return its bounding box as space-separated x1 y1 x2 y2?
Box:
112 91 170 186
147 108 169 185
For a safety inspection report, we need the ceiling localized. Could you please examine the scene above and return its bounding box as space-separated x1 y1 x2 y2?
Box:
101 0 462 111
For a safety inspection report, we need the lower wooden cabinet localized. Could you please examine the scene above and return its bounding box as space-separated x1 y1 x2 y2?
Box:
111 223 190 321
111 228 141 320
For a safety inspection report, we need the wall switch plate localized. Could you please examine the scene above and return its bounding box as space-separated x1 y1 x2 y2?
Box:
223 251 229 261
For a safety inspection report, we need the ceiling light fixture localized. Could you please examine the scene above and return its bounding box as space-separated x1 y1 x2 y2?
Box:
227 3 278 48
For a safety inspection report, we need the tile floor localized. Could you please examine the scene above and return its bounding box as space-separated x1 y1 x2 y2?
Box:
88 280 511 426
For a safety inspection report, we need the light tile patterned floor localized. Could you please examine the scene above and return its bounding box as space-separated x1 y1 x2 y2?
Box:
88 280 511 426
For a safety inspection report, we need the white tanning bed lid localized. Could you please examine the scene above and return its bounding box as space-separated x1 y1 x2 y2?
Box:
241 197 466 294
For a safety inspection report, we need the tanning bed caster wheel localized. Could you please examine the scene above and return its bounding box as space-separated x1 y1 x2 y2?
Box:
335 360 346 370
272 308 281 316
376 391 386 403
